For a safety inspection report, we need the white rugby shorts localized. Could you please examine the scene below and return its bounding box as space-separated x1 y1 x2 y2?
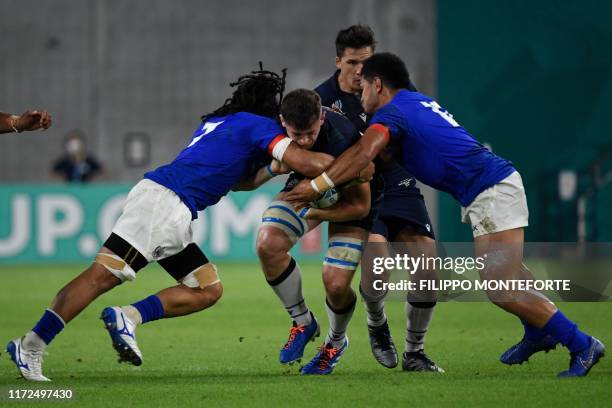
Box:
461 171 529 237
111 179 193 261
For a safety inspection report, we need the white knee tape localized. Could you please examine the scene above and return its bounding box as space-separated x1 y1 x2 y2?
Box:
260 201 308 244
323 236 364 271
95 253 136 282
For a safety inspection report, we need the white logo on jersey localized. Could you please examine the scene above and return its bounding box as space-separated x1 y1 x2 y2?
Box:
188 121 224 147
332 100 343 112
398 178 414 188
359 113 367 123
420 101 460 127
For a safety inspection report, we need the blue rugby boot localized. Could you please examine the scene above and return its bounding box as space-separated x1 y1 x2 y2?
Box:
558 337 605 378
500 334 558 365
300 337 349 375
279 314 320 364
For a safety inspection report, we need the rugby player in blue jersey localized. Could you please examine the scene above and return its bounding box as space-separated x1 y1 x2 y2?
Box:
316 25 441 372
6 67 360 381
286 53 605 378
252 89 378 375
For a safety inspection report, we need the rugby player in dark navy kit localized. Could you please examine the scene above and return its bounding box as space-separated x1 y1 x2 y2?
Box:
315 25 442 372
254 89 381 375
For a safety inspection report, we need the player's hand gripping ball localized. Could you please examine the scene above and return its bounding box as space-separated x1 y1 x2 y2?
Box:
309 188 340 209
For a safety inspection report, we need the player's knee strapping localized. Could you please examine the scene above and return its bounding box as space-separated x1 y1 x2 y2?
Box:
260 200 308 244
157 243 220 289
324 236 364 271
181 263 220 289
96 233 148 282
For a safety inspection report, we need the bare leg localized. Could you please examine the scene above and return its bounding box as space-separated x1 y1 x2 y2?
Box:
474 228 556 327
256 225 296 280
50 247 121 323
156 282 223 317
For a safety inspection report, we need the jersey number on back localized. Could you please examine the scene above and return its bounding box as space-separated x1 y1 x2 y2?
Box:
420 101 460 127
187 121 224 147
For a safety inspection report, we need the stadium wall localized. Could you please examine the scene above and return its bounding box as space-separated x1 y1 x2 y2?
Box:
437 0 612 242
0 0 439 262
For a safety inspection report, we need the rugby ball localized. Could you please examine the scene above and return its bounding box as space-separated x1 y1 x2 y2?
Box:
310 188 340 209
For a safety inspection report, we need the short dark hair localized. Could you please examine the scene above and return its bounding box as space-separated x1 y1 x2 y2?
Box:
361 52 412 90
281 89 322 130
335 24 376 58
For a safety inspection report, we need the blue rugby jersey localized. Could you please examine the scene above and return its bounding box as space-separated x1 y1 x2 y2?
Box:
369 90 515 207
145 112 285 218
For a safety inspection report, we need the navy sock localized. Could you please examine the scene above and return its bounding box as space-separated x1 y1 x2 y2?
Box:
543 311 591 353
32 309 65 345
521 319 547 341
131 295 165 324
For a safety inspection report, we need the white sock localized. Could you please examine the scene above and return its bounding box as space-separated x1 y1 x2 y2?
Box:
23 331 47 351
364 299 387 327
267 258 312 326
121 305 143 325
405 302 435 352
325 296 356 349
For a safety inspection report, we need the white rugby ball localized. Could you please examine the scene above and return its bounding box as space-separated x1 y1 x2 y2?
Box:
310 188 340 209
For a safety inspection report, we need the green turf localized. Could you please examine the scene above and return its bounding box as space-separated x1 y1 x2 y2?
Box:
0 263 610 407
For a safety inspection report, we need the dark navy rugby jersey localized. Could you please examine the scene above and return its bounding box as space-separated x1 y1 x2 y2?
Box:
282 108 360 191
315 70 368 133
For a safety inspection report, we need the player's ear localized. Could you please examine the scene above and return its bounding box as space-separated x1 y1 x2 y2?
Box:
375 77 383 94
319 109 325 124
335 56 341 69
279 114 286 127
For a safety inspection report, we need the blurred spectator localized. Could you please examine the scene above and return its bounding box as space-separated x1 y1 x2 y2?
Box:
0 109 52 133
51 130 102 182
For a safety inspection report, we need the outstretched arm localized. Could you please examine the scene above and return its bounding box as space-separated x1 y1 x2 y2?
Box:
0 110 52 134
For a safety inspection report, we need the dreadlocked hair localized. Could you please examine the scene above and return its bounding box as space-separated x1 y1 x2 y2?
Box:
202 62 287 122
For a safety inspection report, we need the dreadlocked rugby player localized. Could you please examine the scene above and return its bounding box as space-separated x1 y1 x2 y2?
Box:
249 89 379 375
286 53 605 378
315 24 441 372
6 67 364 382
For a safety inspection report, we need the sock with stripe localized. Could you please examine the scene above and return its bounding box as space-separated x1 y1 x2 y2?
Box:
405 301 435 352
267 257 312 326
365 299 387 327
360 284 387 327
325 295 356 349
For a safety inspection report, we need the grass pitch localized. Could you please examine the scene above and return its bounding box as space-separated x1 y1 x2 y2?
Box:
1 263 610 407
